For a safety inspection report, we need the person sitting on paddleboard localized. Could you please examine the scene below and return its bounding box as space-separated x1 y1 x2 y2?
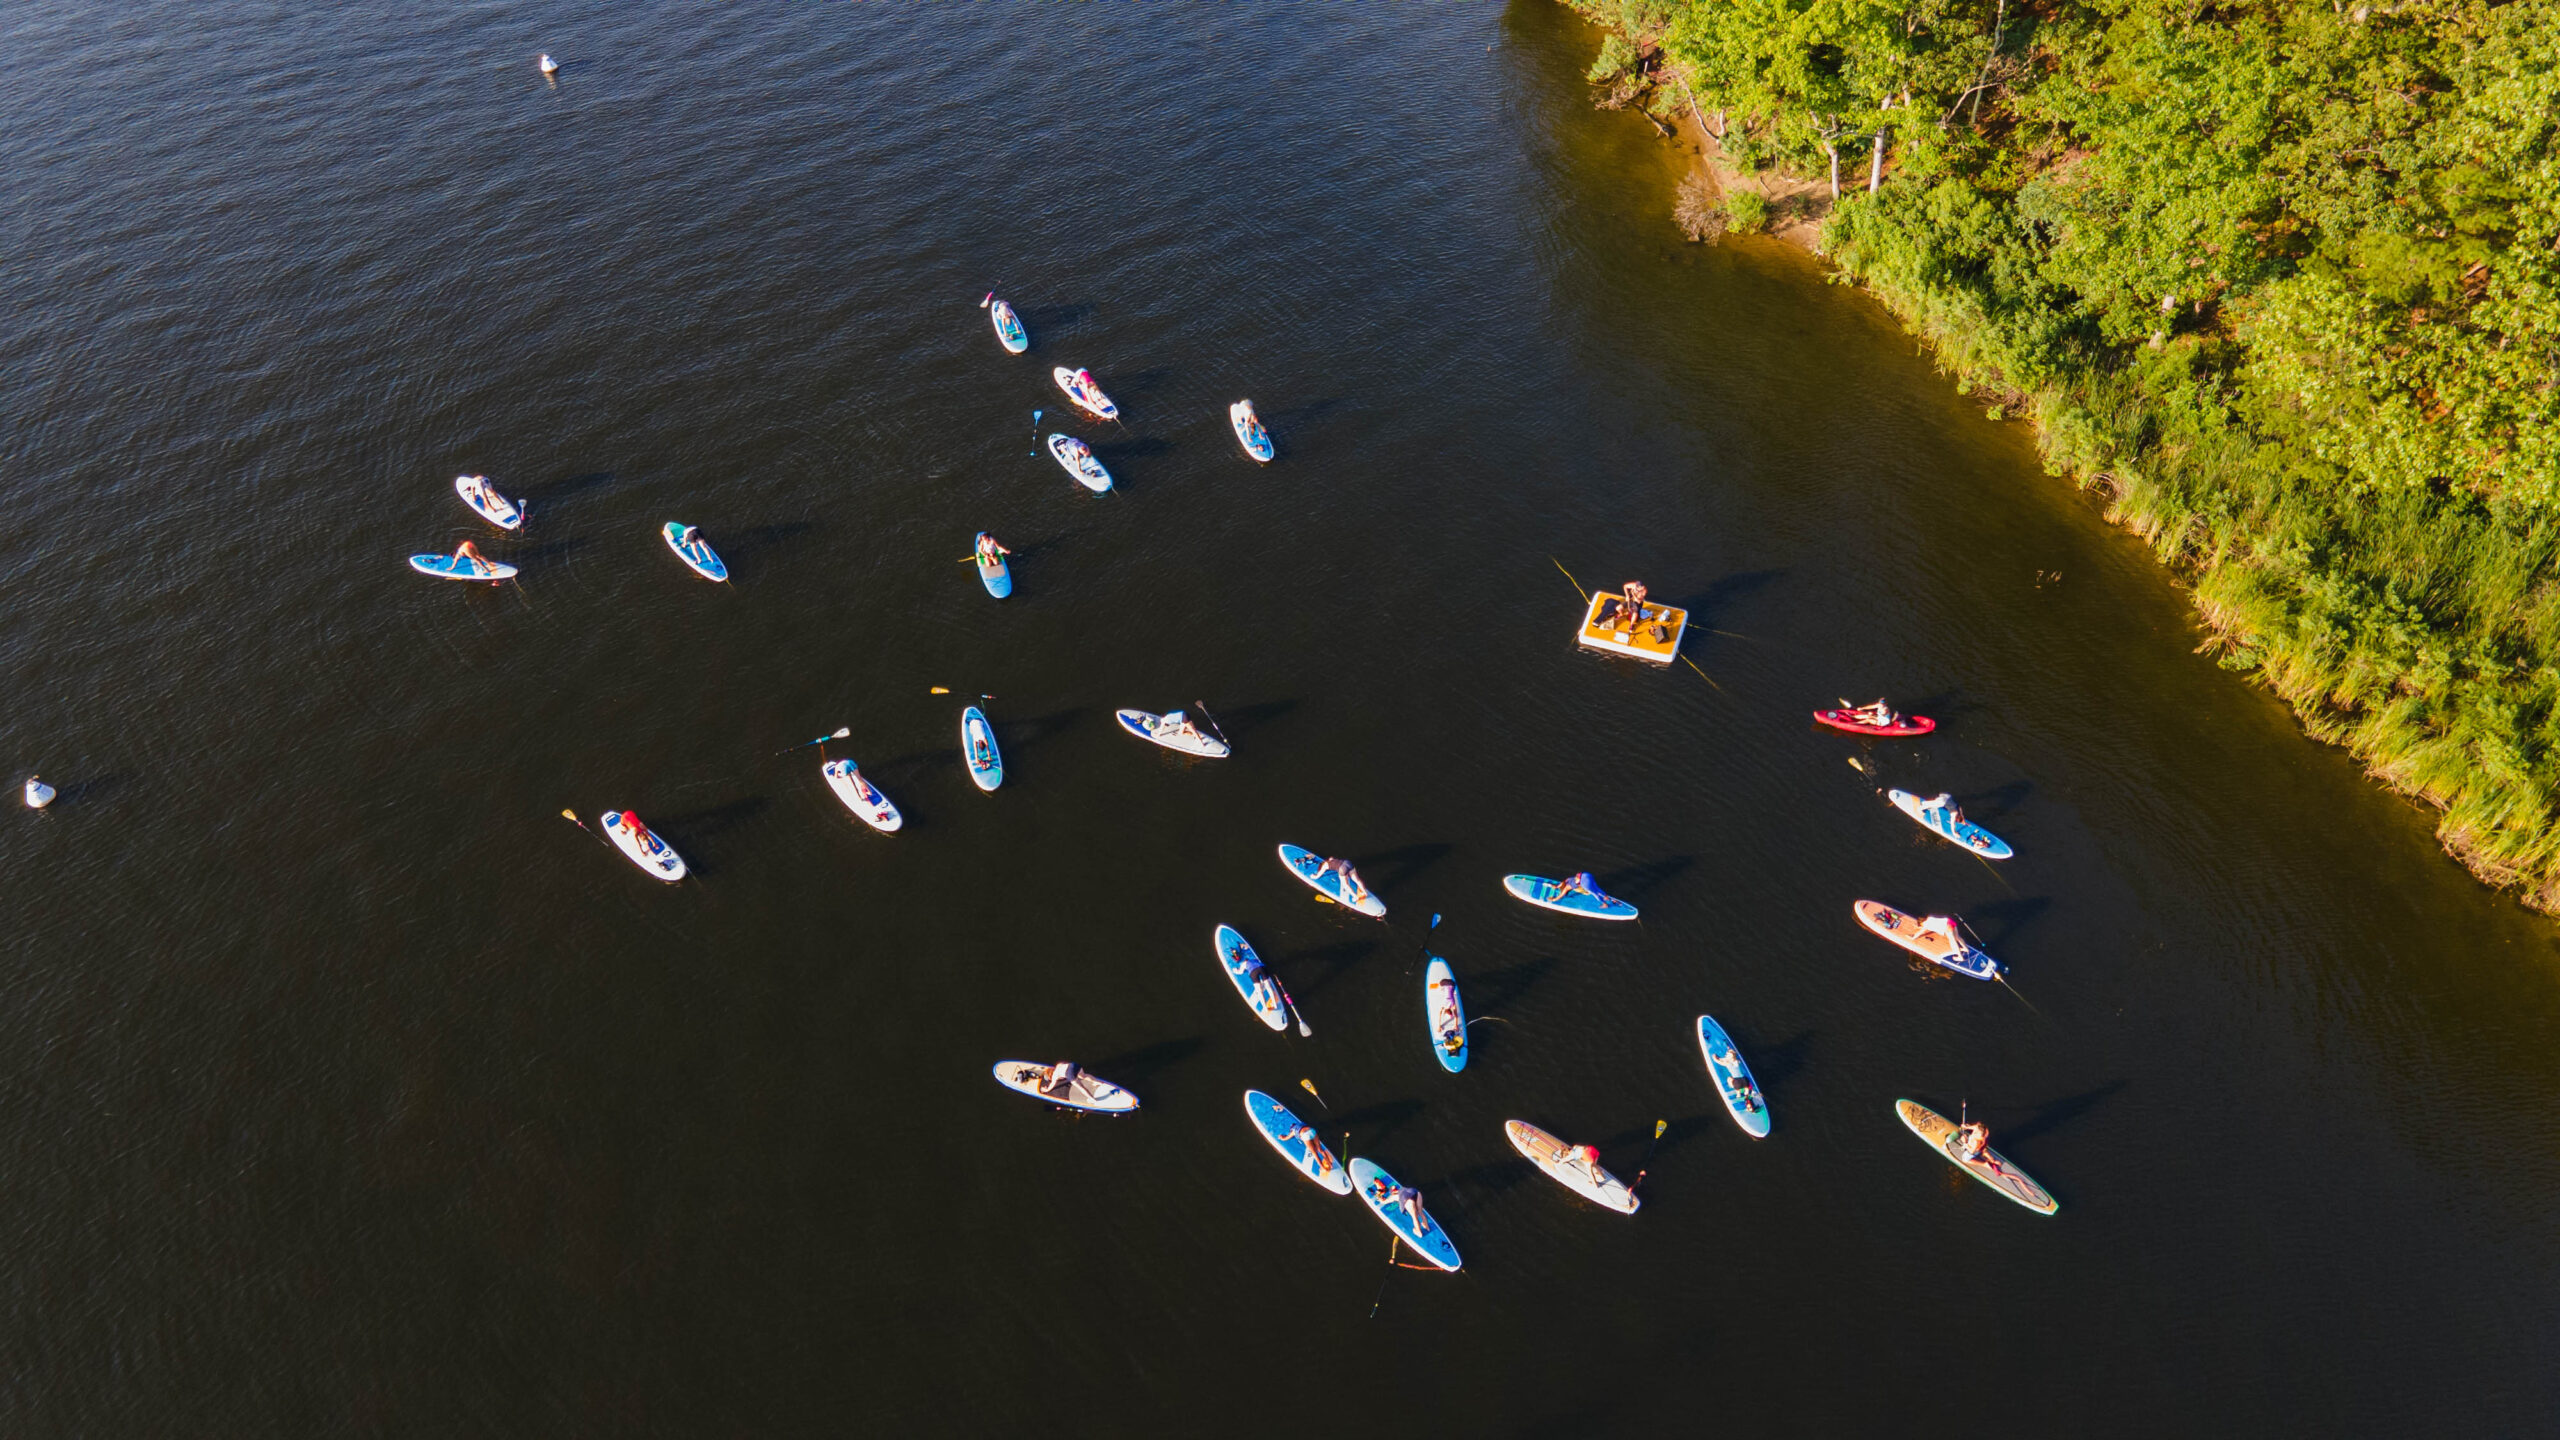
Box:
1043 1061 1080 1097
1951 1120 1991 1162
976 533 1009 564
1569 1143 1604 1177
1851 698 1898 726
1923 792 1967 825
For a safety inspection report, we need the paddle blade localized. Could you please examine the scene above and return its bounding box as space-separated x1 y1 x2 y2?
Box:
1655 1119 1669 1139
559 809 578 822
930 686 951 695
831 727 851 739
1429 913 1442 929
979 292 992 307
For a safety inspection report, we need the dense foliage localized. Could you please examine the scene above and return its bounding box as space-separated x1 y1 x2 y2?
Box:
1577 0 2560 906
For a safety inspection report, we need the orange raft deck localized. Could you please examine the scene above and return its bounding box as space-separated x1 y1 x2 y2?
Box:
1574 590 1688 664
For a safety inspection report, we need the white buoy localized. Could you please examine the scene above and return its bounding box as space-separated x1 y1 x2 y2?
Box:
538 53 559 75
23 776 54 809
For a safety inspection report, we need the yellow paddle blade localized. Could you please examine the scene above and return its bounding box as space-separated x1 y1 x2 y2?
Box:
1655 1119 1669 1138
559 809 578 821
929 686 951 694
1299 1079 1323 1100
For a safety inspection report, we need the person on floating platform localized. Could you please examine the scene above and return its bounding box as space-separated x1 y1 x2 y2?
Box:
976 533 1010 565
1921 792 1968 826
1314 854 1371 905
1951 1120 1991 1163
1713 1053 1764 1112
1603 580 1650 629
1556 871 1604 903
1157 710 1208 746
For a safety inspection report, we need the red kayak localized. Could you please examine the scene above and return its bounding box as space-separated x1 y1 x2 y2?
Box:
1814 708 1936 737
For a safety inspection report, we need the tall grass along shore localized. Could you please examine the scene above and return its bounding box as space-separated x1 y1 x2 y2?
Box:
1572 0 2560 909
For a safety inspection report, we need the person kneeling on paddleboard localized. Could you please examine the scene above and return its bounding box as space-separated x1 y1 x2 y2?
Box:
1315 855 1369 904
1951 1120 1991 1163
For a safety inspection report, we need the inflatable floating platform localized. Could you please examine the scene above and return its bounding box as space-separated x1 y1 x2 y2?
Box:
1575 590 1687 664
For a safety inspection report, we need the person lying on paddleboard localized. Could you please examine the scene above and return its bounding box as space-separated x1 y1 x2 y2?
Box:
1158 710 1206 744
1284 1121 1333 1174
1314 854 1370 903
1568 1143 1604 1177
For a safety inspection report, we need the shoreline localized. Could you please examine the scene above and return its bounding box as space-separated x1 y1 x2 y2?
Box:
1567 8 2558 913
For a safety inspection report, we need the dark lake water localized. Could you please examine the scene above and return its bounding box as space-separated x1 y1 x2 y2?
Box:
4 1 2557 1433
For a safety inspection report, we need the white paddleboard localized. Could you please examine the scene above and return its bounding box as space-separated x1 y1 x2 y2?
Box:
994 1061 1137 1113
1053 366 1119 421
822 760 902 833
1505 1119 1640 1214
1116 709 1230 758
1046 433 1113 493
453 474 524 530
600 811 686 882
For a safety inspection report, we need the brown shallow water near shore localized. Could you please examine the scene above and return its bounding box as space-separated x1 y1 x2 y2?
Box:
0 1 2555 1433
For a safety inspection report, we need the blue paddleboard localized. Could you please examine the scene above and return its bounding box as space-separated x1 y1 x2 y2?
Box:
974 534 1012 599
1502 872 1638 920
1889 789 2014 860
1349 1158 1461 1271
1277 843 1386 918
409 552 516 581
1244 1090 1351 1195
1425 956 1467 1073
988 296 1029 353
662 522 728 582
1215 925 1289 1032
962 706 1004 791
1695 1014 1771 1138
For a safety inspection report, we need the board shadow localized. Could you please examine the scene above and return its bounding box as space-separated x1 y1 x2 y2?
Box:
1353 841 1453 891
1276 938 1377 996
1094 1036 1205 1088
1994 1079 2127 1148
1966 895 2051 948
519 470 615 505
1597 854 1693 900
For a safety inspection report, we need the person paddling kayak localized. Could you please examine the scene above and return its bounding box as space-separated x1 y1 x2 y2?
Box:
1845 697 1900 727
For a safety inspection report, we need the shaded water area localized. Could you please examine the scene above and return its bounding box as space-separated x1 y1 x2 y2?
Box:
2 1 2556 1432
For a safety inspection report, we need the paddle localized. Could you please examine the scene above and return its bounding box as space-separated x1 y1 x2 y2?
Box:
1956 917 2044 1016
559 808 613 851
1027 408 1042 457
1632 1118 1669 1193
1273 971 1314 1038
979 292 993 310
1298 1078 1329 1112
1189 701 1233 753
775 726 850 756
1368 1239 1398 1319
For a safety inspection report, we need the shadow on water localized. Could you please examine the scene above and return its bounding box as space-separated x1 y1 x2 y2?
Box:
1597 854 1692 900
653 795 770 878
1462 957 1555 1017
1958 779 2035 821
1104 365 1173 401
1354 841 1452 891
1015 302 1088 334
1202 697 1295 739
995 708 1082 754
507 537 587 569
1967 895 2050 948
721 519 819 568
519 470 615 506
1994 1079 2127 1148
1667 568 1785 622
1738 1029 1815 1089
1277 938 1377 996
1596 1112 1724 1161
1333 1097 1425 1146
1437 1155 1538 1199
1094 1036 1204 1087
1264 395 1342 430
1096 435 1173 462
51 774 126 806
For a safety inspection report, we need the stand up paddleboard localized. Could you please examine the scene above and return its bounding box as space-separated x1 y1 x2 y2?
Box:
974 534 1012 599
1245 1090 1352 1195
454 474 524 530
1053 366 1119 421
409 552 517 582
600 811 686 882
1888 789 2014 859
1115 710 1229 758
23 777 55 810
1046 434 1113 493
1575 589 1688 664
1349 1158 1461 1271
662 523 728 582
1228 400 1274 463
1214 925 1289 1033
987 296 1029 354
822 759 902 833
1695 1015 1771 1138
1816 707 1935 737
1505 1120 1640 1215
1502 873 1638 921
962 707 1004 791
1853 900 2005 980
1277 843 1385 918
994 1061 1138 1113
1895 1099 2058 1214
1425 957 1467 1073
